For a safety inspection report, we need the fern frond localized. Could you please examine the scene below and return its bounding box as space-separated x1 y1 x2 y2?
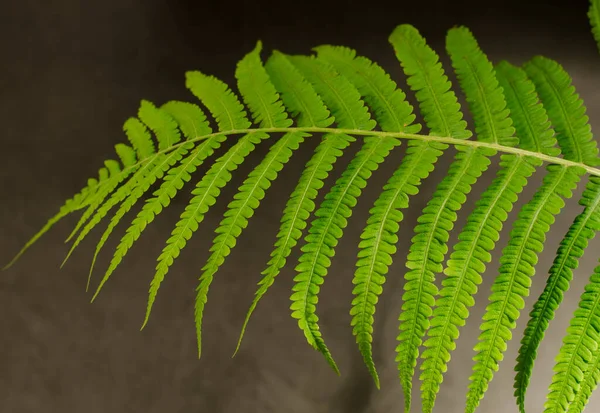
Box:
235 50 337 353
193 42 305 358
419 27 525 413
543 267 600 413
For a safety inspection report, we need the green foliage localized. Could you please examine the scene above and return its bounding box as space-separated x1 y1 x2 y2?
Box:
6 2 600 412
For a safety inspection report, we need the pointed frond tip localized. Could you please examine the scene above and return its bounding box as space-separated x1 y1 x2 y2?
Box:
7 21 600 413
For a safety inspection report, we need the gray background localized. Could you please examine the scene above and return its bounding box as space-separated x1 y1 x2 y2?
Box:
1 0 600 412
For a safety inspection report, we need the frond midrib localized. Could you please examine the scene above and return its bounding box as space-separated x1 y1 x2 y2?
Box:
112 127 600 180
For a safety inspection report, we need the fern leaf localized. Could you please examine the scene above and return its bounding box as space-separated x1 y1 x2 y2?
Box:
288 54 378 372
543 267 600 413
185 71 252 131
508 55 600 412
138 100 182 149
195 131 305 357
314 44 420 134
514 179 600 413
467 165 583 413
65 117 153 243
160 101 213 140
86 103 183 287
467 58 560 411
523 57 599 167
61 155 163 267
293 135 398 375
385 24 479 410
312 42 429 388
97 133 224 298
93 104 217 298
90 143 193 297
568 310 600 413
192 42 304 357
145 69 263 328
235 49 337 353
419 27 523 413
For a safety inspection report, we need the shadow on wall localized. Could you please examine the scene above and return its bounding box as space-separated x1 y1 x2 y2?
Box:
0 0 599 412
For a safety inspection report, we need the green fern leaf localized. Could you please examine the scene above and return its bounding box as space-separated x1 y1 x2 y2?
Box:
467 165 582 413
195 131 305 357
144 70 261 328
544 267 600 413
93 104 217 299
288 54 379 373
568 307 600 413
419 27 525 413
514 177 600 413
138 100 182 149
460 59 559 413
510 56 600 412
90 143 193 297
312 42 426 388
193 42 305 358
385 24 479 410
160 100 213 140
235 50 337 353
86 102 183 286
65 117 154 244
61 154 163 267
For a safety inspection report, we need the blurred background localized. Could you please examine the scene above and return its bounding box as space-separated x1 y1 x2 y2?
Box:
1 0 600 412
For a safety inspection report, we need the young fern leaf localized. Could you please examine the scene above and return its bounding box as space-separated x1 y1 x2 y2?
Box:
288 54 379 373
419 27 522 413
193 42 304 358
386 24 476 411
313 43 424 389
514 55 600 412
143 71 257 327
235 50 337 353
544 267 600 413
